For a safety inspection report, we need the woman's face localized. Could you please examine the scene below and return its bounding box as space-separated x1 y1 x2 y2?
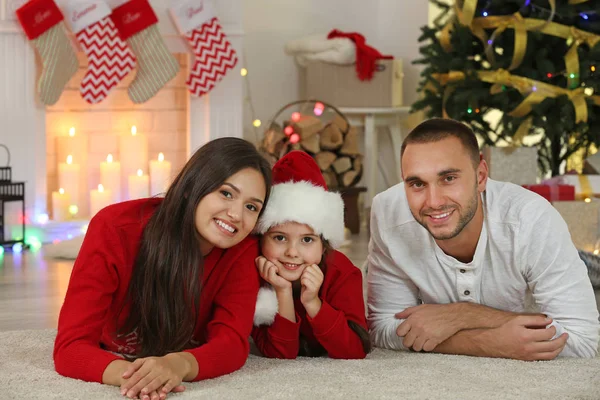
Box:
195 167 267 253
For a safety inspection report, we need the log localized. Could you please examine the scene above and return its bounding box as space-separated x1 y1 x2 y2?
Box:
320 124 344 150
301 134 320 154
340 127 360 156
315 151 337 171
353 155 363 172
332 157 352 174
292 116 323 139
342 170 359 187
262 124 285 154
323 169 338 189
332 114 349 134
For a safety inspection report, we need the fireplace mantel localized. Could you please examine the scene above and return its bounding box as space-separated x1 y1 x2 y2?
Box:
0 0 244 223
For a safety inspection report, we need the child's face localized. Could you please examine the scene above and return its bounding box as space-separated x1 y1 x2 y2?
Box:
262 221 324 282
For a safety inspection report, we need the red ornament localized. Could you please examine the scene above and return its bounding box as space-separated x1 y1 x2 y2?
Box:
291 112 301 122
284 126 294 136
289 133 300 144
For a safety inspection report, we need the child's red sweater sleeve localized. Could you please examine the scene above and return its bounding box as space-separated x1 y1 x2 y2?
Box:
184 245 260 380
251 312 301 359
307 266 368 359
53 213 123 383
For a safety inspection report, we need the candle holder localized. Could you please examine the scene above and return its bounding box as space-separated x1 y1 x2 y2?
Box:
0 144 27 250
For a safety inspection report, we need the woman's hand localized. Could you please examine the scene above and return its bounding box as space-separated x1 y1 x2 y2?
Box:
300 264 324 318
256 256 291 291
119 353 190 399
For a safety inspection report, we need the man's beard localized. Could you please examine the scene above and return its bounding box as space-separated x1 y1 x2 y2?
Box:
413 186 479 241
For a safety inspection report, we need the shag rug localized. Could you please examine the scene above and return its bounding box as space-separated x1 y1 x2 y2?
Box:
1 329 599 399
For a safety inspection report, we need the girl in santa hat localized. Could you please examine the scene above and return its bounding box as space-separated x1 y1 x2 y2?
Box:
252 150 371 359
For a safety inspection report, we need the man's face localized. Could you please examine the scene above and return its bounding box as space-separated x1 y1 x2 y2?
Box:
401 137 487 241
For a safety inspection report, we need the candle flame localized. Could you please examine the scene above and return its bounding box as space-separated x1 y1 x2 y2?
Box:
137 169 143 177
66 155 73 164
69 127 75 137
107 154 113 163
158 152 164 162
131 126 137 136
98 184 104 192
59 188 64 194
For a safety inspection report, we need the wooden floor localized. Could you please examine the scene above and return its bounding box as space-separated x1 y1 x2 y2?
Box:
0 227 371 332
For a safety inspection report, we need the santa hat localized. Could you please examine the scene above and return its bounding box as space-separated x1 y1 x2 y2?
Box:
253 151 345 327
255 151 345 248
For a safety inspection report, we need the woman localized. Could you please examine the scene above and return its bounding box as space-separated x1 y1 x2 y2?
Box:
54 138 272 400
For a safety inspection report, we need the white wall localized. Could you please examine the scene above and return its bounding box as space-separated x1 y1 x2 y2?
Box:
242 0 429 193
242 0 429 139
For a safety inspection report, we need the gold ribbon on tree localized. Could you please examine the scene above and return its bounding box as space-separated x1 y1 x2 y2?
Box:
473 4 600 90
430 68 597 142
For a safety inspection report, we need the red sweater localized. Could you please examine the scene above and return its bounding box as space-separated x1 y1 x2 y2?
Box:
251 251 367 359
53 198 260 383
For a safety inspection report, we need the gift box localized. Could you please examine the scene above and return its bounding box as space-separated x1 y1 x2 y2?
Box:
482 146 538 186
303 59 404 108
543 174 600 200
582 152 600 174
553 200 600 252
522 184 576 203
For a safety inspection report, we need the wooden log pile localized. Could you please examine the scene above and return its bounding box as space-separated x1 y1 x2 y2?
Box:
261 113 363 189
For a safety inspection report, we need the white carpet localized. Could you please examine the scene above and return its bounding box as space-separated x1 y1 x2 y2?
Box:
1 330 599 399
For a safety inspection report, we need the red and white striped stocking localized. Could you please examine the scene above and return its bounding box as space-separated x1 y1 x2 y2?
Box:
170 0 237 97
67 0 136 104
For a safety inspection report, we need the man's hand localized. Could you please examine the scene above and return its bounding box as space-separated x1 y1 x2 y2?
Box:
484 315 568 361
395 304 463 352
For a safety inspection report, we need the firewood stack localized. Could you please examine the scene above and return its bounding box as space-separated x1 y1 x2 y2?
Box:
261 113 363 190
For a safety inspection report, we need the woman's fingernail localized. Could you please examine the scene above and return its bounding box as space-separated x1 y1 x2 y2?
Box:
121 388 127 395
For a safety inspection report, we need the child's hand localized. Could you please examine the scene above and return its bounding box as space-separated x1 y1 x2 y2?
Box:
256 256 291 291
300 264 324 317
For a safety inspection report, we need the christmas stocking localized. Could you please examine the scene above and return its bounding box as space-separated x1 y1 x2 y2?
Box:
67 0 136 104
16 0 79 105
170 0 238 97
111 0 179 103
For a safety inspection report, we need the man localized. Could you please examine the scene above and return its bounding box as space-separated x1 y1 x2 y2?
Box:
367 118 599 359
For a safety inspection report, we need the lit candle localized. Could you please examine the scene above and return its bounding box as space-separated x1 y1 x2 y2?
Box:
58 155 80 208
119 126 148 199
128 169 149 200
150 152 172 196
90 184 113 216
51 188 71 222
55 127 88 214
100 154 122 203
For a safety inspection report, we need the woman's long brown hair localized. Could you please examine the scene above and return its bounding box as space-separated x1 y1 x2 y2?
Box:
118 137 272 358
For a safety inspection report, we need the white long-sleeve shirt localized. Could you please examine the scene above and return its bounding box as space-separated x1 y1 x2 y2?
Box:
367 179 600 358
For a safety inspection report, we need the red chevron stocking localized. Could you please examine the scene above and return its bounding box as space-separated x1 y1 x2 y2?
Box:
67 0 135 104
170 0 237 97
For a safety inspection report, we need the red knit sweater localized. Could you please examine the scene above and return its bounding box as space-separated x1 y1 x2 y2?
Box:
53 198 260 383
251 251 367 359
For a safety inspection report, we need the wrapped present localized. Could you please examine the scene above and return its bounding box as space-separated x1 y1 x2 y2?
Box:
482 146 538 185
522 184 575 203
554 200 600 252
543 174 600 200
582 152 600 174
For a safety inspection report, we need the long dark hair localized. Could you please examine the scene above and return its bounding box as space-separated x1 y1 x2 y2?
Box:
297 241 373 357
118 137 272 358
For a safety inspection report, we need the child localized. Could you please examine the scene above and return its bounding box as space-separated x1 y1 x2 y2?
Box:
251 150 371 359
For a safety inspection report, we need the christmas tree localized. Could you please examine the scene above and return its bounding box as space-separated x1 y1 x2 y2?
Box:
413 0 600 176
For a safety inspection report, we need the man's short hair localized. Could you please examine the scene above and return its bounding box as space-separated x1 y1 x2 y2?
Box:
401 118 480 167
